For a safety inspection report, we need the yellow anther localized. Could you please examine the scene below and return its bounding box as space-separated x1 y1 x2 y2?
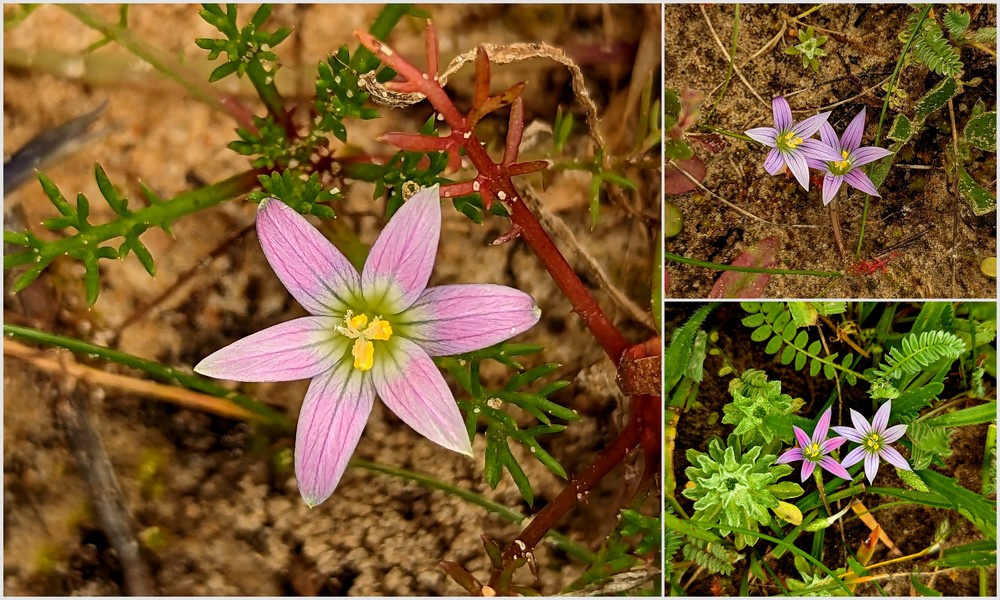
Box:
352 338 375 371
338 312 393 371
780 131 804 150
841 149 850 160
370 319 392 341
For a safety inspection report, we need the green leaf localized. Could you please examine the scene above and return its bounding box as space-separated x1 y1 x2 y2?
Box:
915 77 959 122
918 469 996 541
209 60 240 82
942 9 971 39
922 401 997 428
887 113 912 143
963 111 996 152
664 138 693 160
873 330 967 380
957 163 996 215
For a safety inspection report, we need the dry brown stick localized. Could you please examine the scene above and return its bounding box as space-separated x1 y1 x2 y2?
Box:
5 339 259 421
947 99 961 297
54 386 157 596
700 5 770 109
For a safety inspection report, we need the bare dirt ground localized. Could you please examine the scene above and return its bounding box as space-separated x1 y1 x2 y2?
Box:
3 4 660 595
665 3 997 299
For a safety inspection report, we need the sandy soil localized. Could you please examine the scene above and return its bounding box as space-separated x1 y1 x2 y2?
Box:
665 3 997 299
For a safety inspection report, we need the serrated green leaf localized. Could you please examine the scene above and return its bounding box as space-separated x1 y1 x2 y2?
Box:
887 113 912 143
963 111 996 152
915 77 959 122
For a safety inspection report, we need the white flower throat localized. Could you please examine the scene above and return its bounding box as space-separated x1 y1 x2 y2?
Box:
336 311 393 371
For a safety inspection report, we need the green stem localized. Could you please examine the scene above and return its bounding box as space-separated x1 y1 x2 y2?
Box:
350 458 596 564
855 4 931 259
59 4 255 130
4 323 291 429
663 251 842 277
7 170 261 285
697 123 754 142
245 59 291 132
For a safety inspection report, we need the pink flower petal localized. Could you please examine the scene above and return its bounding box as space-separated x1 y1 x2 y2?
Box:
864 452 881 483
784 150 811 190
257 198 360 316
881 446 911 471
799 138 844 162
745 126 778 146
763 148 784 175
777 447 804 464
371 337 473 456
819 456 852 480
793 425 811 449
361 186 441 313
841 446 866 468
823 174 844 206
831 425 863 443
849 146 893 167
772 97 793 132
194 317 343 382
822 436 847 453
813 408 832 443
882 424 908 444
872 400 893 432
400 284 540 356
840 108 867 152
843 169 881 198
295 362 376 507
818 122 840 150
800 460 816 482
792 111 832 139
849 408 872 436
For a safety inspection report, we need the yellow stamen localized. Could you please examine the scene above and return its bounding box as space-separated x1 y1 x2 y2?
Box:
833 149 851 171
353 339 375 370
337 311 394 371
780 131 804 150
371 320 392 341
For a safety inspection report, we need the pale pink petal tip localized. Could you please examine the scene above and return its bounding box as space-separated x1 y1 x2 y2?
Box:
361 185 442 312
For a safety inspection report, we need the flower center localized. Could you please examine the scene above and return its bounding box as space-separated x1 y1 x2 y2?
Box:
828 149 852 175
778 130 804 151
803 442 823 461
864 433 881 452
336 311 393 371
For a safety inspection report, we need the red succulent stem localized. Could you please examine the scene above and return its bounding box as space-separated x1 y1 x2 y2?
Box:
354 30 630 364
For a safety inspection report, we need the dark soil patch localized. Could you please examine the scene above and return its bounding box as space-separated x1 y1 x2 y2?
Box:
665 4 997 299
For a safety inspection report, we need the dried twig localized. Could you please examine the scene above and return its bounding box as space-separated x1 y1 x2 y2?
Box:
54 386 156 596
5 339 259 421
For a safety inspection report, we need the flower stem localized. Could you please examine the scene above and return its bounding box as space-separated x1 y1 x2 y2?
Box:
245 59 292 134
855 4 930 258
828 193 846 258
59 4 256 131
494 408 644 570
3 323 292 429
663 252 842 277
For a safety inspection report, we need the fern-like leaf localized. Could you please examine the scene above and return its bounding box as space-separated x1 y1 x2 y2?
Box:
912 20 964 78
873 330 967 380
943 9 971 40
682 537 742 576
